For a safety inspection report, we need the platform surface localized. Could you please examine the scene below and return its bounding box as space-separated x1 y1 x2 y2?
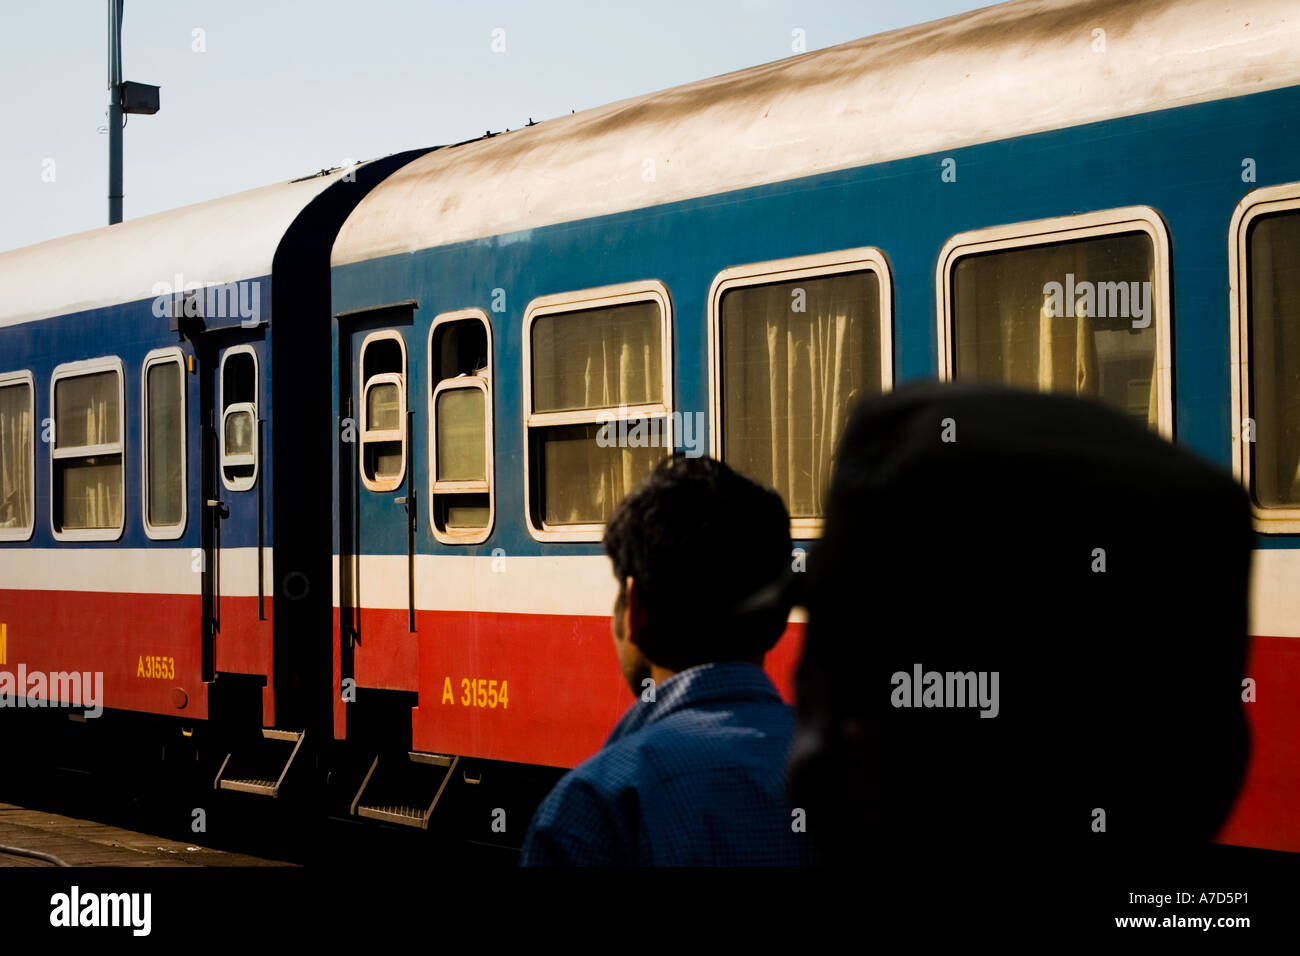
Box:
0 802 296 867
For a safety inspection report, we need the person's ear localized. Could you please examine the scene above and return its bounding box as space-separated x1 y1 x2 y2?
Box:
624 576 649 647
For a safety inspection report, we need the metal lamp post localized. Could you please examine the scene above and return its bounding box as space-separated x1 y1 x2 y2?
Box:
107 0 161 225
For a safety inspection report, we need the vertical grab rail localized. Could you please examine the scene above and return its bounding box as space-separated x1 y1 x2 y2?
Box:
401 409 417 632
202 410 222 683
348 393 361 646
257 417 265 620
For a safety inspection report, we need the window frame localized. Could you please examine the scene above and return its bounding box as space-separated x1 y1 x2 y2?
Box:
219 345 259 493
141 347 188 540
431 378 493 542
1229 182 1300 532
936 205 1173 440
522 280 673 543
358 329 408 493
0 369 36 542
428 309 495 545
50 355 126 542
707 248 893 539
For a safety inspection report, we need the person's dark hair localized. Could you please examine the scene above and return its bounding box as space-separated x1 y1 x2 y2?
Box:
602 455 792 672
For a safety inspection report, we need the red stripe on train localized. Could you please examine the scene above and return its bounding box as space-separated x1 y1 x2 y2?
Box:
5 585 1290 852
334 605 803 767
1216 634 1300 853
339 606 1298 853
0 588 276 722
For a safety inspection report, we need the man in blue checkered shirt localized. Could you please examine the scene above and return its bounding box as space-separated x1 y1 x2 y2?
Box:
521 456 811 866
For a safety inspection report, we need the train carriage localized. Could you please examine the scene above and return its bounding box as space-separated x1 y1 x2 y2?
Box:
0 152 425 785
328 0 1300 849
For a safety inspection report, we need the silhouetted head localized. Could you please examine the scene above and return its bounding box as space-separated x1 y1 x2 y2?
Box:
790 382 1251 866
603 455 792 691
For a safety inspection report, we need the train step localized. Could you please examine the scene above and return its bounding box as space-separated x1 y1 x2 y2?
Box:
213 729 305 797
351 751 460 829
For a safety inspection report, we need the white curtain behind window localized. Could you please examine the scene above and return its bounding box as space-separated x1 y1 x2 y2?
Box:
531 302 664 525
542 423 658 525
0 384 32 530
436 387 486 482
1250 212 1300 506
1036 293 1097 396
147 362 184 526
532 303 660 413
954 235 1157 428
55 372 121 530
723 273 880 518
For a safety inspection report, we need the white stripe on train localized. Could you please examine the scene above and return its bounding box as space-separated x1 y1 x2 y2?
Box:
0 547 1291 636
333 550 1300 636
0 547 271 599
331 553 818 622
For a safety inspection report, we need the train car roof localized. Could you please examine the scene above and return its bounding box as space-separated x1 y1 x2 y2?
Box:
0 165 361 328
333 0 1300 266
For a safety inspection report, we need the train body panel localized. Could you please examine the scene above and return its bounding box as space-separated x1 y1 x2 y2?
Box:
0 153 428 738
327 549 805 766
0 287 277 724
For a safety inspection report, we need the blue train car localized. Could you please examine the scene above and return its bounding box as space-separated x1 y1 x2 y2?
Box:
327 0 1300 849
0 152 424 788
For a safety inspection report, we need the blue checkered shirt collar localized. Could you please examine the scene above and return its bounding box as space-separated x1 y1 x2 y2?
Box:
605 660 784 744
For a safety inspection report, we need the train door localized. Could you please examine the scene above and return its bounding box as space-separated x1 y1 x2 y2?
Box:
202 342 269 684
340 324 415 661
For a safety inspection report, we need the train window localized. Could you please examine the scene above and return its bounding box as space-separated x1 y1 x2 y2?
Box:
938 206 1172 438
51 357 125 541
429 310 493 543
220 347 258 492
142 349 187 539
1230 185 1300 531
523 282 672 541
359 330 407 493
0 370 35 541
709 249 892 536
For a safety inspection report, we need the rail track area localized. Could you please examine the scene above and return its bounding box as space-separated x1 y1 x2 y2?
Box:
0 742 529 870
0 801 288 867
0 734 551 941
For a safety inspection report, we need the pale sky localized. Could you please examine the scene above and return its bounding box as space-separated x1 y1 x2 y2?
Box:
0 0 992 253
